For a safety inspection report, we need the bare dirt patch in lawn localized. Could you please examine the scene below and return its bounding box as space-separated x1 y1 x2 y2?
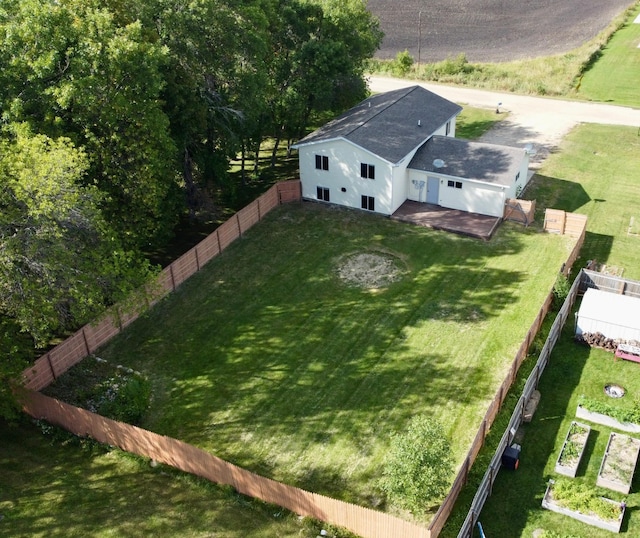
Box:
336 252 404 289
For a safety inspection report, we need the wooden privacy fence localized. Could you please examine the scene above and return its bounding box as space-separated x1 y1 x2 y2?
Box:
579 269 640 298
543 209 587 237
429 211 587 537
22 181 302 392
19 198 587 538
504 199 535 226
22 390 431 538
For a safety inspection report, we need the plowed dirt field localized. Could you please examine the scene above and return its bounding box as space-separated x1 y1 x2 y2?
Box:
368 0 634 62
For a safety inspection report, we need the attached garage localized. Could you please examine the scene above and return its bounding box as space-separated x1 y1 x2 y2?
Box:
575 288 640 341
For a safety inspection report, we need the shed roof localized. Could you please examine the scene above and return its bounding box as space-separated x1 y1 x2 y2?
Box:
578 288 640 329
292 86 462 164
409 136 526 187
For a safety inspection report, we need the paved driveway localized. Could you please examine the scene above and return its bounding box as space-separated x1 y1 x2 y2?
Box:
369 76 640 168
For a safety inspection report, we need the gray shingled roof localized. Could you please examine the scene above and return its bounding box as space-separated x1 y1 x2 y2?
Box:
293 86 462 164
409 136 526 186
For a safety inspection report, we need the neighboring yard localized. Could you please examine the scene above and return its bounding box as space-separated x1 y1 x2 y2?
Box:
45 203 571 522
455 124 640 537
577 7 640 107
0 419 317 538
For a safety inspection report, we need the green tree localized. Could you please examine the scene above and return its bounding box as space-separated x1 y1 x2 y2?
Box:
0 126 155 348
380 416 454 513
0 0 180 249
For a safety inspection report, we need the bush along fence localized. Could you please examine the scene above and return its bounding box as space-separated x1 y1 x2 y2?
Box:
22 181 302 392
454 229 589 537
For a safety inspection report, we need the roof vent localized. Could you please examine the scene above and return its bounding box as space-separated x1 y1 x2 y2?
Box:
433 159 445 169
417 119 421 127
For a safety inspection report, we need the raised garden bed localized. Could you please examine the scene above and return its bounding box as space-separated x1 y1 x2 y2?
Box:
576 404 640 434
542 479 625 533
597 432 640 494
555 421 591 477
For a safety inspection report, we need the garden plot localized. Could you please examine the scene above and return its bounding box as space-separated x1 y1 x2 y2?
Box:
555 421 590 478
597 432 640 494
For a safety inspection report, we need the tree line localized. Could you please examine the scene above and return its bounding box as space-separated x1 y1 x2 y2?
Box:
0 0 382 417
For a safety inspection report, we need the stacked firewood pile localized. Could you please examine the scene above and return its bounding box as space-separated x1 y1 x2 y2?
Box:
575 332 640 352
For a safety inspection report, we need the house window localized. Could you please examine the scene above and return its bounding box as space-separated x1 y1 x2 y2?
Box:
315 155 329 171
447 180 455 187
317 186 330 201
446 121 451 136
447 180 462 189
515 172 521 182
360 163 375 179
361 195 375 211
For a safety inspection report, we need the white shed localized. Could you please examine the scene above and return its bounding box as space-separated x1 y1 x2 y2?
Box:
575 288 640 341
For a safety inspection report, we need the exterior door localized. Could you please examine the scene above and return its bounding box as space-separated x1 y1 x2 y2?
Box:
427 176 439 204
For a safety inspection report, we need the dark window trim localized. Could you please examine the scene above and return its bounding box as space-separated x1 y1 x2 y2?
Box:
361 195 375 211
317 186 330 201
315 154 329 171
360 162 375 179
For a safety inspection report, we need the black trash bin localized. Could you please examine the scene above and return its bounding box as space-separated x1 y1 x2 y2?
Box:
502 444 521 470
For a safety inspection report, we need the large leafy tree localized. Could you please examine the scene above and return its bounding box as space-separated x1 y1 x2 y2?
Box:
0 126 154 346
0 0 180 250
0 126 155 417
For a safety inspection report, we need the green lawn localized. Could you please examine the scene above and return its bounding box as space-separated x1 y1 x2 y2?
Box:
577 4 640 107
527 124 640 280
462 124 640 537
45 203 571 522
0 419 323 538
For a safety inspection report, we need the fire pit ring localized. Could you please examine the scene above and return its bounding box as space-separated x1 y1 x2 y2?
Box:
604 384 625 398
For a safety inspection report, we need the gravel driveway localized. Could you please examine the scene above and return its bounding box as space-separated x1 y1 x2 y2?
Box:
368 76 640 168
368 0 634 62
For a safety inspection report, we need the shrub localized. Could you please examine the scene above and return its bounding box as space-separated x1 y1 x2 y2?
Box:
393 50 414 76
89 372 152 425
380 416 453 513
552 273 571 310
433 53 469 76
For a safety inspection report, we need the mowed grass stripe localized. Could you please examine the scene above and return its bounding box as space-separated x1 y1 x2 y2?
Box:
96 203 571 512
577 4 640 107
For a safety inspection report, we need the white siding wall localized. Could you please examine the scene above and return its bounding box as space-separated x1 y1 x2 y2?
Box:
439 177 506 217
407 169 428 202
297 140 395 214
504 152 531 199
407 170 507 217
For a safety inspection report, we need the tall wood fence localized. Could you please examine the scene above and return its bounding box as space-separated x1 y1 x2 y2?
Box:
19 195 587 538
543 209 587 237
22 181 301 392
429 211 587 537
579 269 640 298
22 390 430 538
504 199 535 226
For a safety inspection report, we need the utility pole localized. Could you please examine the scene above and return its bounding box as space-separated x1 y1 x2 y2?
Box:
418 11 422 65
